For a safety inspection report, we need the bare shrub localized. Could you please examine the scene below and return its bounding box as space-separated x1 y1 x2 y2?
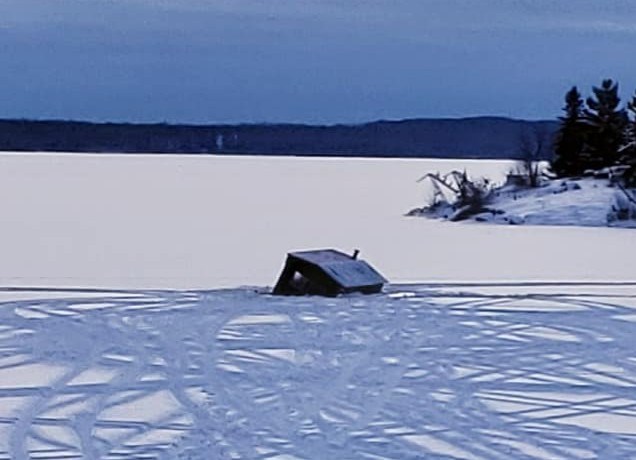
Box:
515 125 554 187
416 170 492 221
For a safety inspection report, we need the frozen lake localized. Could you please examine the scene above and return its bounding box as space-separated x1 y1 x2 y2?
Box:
1 152 635 459
2 282 636 459
0 152 633 289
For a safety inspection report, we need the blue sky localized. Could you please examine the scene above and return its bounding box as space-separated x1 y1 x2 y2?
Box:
1 0 635 123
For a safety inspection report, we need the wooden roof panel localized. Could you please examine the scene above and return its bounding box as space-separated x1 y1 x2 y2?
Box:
289 249 386 289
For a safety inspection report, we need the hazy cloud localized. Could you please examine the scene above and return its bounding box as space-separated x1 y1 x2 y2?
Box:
1 0 635 123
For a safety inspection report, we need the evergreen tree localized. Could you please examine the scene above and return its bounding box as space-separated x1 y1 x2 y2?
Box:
552 86 586 176
583 79 628 168
626 92 636 149
622 92 636 186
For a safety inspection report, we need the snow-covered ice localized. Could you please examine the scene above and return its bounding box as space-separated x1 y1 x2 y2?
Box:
0 152 635 458
0 152 633 288
1 283 636 459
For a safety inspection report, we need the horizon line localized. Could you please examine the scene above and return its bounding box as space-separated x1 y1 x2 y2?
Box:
0 115 559 128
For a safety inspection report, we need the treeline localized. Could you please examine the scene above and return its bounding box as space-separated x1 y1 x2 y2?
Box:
0 117 557 160
553 79 636 185
0 120 213 154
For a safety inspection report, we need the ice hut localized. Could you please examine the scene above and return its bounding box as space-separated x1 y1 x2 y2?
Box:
273 249 387 297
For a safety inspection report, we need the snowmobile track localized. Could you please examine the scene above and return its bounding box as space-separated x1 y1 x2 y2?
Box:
0 282 635 459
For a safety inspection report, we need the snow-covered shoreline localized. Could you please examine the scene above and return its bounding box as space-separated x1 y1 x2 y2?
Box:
409 176 636 229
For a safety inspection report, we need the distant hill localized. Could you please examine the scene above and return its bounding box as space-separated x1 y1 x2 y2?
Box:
0 117 558 159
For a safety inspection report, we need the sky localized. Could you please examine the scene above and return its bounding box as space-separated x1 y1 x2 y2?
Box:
1 0 635 124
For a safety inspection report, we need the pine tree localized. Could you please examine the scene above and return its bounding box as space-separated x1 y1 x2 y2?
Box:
583 79 628 169
622 92 636 186
626 92 636 150
552 86 586 176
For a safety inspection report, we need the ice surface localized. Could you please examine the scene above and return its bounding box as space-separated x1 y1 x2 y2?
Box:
0 152 634 458
0 284 635 458
0 152 633 289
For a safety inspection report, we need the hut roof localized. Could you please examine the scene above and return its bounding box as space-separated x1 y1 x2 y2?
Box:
289 249 387 289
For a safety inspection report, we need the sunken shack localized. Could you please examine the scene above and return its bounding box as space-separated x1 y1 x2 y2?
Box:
273 249 387 297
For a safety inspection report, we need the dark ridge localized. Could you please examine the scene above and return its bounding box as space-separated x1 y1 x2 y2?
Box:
0 117 558 159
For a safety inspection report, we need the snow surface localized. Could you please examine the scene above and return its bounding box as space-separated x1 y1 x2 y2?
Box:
1 152 635 458
416 176 636 228
1 283 636 459
0 152 633 288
